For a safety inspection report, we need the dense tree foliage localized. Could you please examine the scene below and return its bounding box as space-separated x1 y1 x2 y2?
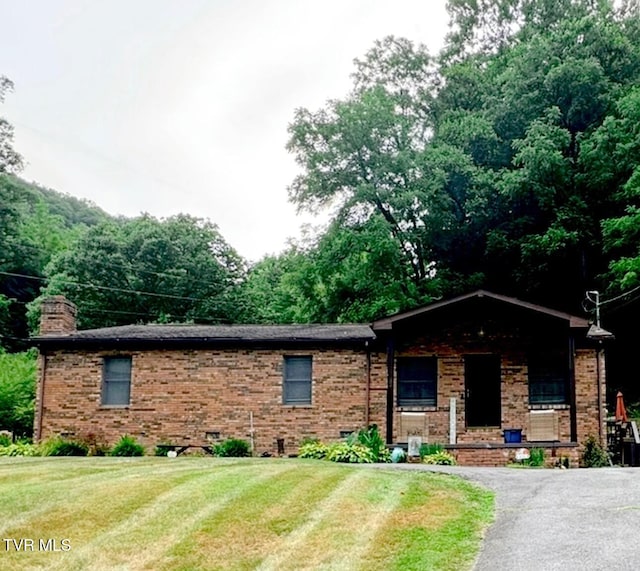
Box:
31 214 247 329
0 175 107 348
281 0 640 319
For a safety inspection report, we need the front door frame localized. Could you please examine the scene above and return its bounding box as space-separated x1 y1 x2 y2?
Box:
465 353 502 427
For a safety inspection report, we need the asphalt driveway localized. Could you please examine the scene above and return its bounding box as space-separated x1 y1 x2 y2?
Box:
385 465 640 570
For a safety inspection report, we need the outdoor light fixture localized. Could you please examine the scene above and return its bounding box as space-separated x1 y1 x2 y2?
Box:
586 324 615 341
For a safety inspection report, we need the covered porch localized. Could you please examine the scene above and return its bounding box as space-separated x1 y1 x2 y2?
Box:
371 290 607 466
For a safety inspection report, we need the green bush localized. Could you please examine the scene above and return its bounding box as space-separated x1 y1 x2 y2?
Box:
581 435 609 467
0 442 40 456
41 436 89 457
214 438 251 457
326 442 375 464
298 441 330 459
110 435 145 457
298 426 391 464
419 443 444 459
422 451 457 465
0 349 37 437
355 424 390 463
528 448 545 467
0 433 11 447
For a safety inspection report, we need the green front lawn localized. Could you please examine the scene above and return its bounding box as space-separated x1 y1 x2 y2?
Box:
0 458 493 570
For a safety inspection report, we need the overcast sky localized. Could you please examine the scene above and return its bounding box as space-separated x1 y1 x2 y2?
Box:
1 1 449 261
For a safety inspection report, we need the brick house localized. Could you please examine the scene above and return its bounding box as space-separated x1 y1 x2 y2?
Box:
34 291 609 466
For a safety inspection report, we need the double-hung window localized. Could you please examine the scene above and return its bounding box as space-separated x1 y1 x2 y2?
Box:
283 356 312 405
397 356 437 407
102 356 132 406
528 351 568 405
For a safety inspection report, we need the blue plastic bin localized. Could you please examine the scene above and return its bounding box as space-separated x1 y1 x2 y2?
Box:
503 429 522 443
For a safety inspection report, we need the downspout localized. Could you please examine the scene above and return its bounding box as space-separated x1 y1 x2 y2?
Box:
596 343 604 447
35 353 47 442
568 335 577 443
385 336 395 445
365 341 371 427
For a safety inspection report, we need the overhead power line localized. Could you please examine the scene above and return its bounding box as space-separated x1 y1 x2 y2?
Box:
0 270 207 303
599 283 640 307
11 241 231 284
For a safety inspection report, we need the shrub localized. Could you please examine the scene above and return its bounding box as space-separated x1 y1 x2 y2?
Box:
355 424 390 463
40 436 89 457
528 448 545 467
326 442 375 464
0 442 40 456
0 433 12 447
214 438 251 457
0 349 37 438
422 451 457 465
298 441 330 459
110 435 145 457
419 443 444 459
581 435 609 467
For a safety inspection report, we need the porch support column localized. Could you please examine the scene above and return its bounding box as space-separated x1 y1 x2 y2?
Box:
569 335 577 442
385 336 395 445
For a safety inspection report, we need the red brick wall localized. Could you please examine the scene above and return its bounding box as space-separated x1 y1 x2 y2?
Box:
574 348 606 447
37 347 371 455
452 445 580 468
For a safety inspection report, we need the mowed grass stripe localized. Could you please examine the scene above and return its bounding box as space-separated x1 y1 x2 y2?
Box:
361 472 494 571
0 458 217 537
46 462 298 571
258 469 407 571
162 461 355 571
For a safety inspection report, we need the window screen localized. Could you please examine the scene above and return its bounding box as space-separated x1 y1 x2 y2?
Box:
283 356 312 405
528 352 568 405
102 356 132 406
397 357 437 406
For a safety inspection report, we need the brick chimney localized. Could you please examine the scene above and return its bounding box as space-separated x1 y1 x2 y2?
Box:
39 296 77 335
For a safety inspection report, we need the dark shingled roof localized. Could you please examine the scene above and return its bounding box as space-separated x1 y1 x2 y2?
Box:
35 323 376 348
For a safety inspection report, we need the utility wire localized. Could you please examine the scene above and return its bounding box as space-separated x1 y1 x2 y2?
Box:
0 270 208 303
9 241 238 284
599 283 640 307
3 297 235 324
0 273 245 324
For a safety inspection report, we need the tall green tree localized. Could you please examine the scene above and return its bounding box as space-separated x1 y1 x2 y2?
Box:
32 214 248 329
0 176 91 349
284 0 640 320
